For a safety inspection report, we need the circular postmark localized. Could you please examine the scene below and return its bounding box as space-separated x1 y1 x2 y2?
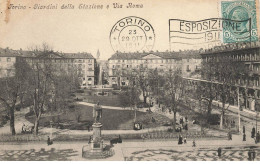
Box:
110 16 155 52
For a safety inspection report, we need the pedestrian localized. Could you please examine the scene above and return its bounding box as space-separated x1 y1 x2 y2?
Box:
243 133 246 141
217 148 222 157
243 125 245 134
88 136 92 144
185 116 188 122
22 123 26 133
185 123 188 130
180 117 183 125
178 134 183 145
256 131 260 143
184 137 187 144
251 127 255 138
47 136 53 146
192 139 196 147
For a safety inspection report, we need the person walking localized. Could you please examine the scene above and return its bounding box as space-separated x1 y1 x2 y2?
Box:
192 139 196 147
251 127 255 138
184 137 187 144
243 125 246 134
178 134 183 145
47 136 53 146
243 133 246 141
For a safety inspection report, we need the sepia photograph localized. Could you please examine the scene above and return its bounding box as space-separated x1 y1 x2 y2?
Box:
0 0 259 161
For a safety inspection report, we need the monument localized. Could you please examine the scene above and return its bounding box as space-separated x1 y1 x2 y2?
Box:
90 102 103 152
82 102 114 159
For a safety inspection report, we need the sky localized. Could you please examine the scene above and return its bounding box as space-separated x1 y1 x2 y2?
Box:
0 0 259 60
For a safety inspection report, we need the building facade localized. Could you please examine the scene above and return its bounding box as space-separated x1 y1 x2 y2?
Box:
0 48 97 86
198 42 260 111
107 52 184 87
0 48 18 78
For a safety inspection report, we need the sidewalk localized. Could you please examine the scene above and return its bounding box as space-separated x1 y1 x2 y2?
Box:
0 137 259 161
212 100 260 121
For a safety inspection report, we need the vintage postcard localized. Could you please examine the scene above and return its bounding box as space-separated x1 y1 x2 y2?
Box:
0 0 260 161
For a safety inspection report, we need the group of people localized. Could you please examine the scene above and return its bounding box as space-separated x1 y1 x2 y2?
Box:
177 134 196 147
176 116 188 132
21 123 34 133
242 125 260 143
178 134 187 144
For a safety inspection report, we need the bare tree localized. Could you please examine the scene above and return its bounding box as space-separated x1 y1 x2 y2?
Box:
0 59 31 135
201 56 248 129
161 68 185 130
134 68 150 104
120 71 140 122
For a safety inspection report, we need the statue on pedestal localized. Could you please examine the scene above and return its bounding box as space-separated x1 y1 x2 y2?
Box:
93 102 102 123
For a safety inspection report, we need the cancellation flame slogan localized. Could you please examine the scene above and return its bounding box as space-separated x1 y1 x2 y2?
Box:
7 2 144 10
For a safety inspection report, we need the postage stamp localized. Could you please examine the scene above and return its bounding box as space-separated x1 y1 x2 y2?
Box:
221 0 258 43
110 16 155 53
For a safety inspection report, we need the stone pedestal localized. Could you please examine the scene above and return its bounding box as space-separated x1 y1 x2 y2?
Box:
90 122 103 152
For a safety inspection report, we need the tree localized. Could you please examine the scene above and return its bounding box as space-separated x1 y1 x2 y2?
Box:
134 68 150 104
201 56 248 129
197 60 219 118
215 58 247 129
119 72 140 122
161 68 185 130
26 44 55 135
0 59 31 135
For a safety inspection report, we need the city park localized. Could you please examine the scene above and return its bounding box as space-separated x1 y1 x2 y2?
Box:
0 48 260 161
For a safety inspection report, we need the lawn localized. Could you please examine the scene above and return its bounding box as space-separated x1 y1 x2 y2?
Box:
25 104 172 130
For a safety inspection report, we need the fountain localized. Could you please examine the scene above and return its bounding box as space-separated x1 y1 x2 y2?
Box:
92 63 113 96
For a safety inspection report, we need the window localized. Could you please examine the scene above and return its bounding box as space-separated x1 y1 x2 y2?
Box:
186 65 190 72
88 78 92 81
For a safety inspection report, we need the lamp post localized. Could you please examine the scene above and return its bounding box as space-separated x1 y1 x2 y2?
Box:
237 87 241 133
255 99 259 141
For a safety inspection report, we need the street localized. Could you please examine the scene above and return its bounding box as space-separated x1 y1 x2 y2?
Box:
0 135 259 161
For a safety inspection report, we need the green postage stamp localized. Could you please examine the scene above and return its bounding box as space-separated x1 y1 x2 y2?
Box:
221 0 258 43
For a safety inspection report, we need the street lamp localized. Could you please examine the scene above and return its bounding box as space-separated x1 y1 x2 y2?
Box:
255 99 260 142
237 87 241 133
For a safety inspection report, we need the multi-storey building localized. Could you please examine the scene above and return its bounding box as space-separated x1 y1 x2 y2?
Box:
107 52 183 87
0 48 96 86
0 48 18 77
198 42 260 111
181 54 201 78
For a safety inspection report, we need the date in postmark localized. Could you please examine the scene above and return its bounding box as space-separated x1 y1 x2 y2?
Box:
110 16 155 52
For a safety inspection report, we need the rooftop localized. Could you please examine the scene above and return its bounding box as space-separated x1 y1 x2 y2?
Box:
109 51 201 60
0 48 94 59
